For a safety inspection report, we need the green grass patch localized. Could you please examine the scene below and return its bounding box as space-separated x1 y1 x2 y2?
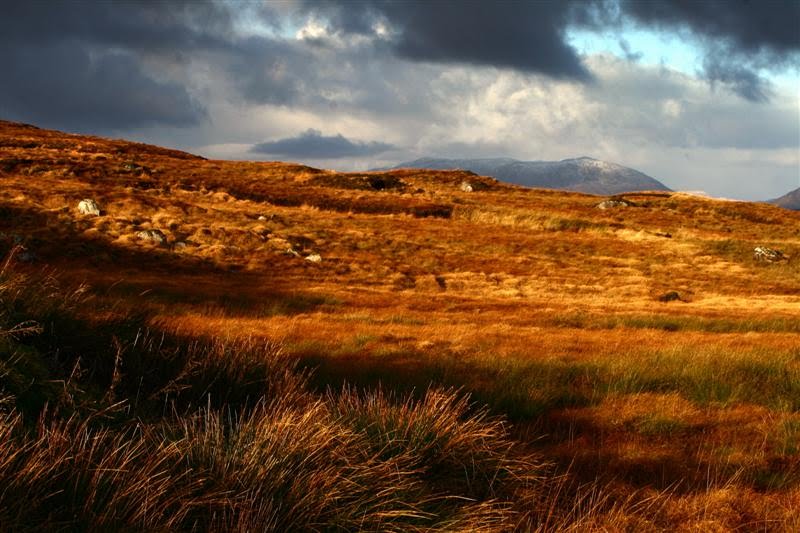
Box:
296 342 800 423
549 312 800 334
635 415 689 436
545 217 607 233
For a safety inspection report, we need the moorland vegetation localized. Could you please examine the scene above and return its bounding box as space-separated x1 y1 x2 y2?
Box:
1 120 799 530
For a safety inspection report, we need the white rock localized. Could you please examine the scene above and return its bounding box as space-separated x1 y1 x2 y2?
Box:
77 199 101 216
753 246 787 262
596 199 631 210
460 181 473 192
305 253 322 263
136 229 166 245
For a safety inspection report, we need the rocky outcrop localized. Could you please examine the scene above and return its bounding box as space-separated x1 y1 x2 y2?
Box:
77 199 101 216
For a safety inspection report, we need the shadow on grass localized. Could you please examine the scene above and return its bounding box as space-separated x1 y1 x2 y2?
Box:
292 341 800 492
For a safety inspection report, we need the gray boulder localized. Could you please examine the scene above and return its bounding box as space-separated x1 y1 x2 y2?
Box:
753 246 787 262
596 199 631 210
136 229 167 245
77 199 101 216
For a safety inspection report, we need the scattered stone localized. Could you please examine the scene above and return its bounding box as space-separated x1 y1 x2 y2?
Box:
596 199 632 210
77 199 101 216
136 229 166 245
257 215 268 221
121 161 147 173
17 249 35 263
658 290 683 303
460 181 474 193
753 246 787 262
173 241 187 250
305 253 322 263
286 247 301 257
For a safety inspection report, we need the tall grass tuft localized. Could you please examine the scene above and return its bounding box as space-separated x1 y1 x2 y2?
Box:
0 250 545 531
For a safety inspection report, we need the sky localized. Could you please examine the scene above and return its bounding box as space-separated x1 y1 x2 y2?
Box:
1 1 799 201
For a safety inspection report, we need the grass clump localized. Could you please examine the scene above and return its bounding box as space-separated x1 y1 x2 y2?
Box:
0 251 544 531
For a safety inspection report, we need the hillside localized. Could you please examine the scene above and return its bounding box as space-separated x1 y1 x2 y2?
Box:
1 119 799 530
386 156 670 195
771 187 800 210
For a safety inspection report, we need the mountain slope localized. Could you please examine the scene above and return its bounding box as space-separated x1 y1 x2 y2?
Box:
769 187 800 210
387 156 670 195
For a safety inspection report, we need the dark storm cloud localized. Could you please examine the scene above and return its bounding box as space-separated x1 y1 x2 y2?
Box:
0 0 234 55
0 46 204 131
303 0 594 80
251 129 394 159
618 0 800 102
3 0 799 136
620 0 800 56
0 0 226 131
302 0 799 101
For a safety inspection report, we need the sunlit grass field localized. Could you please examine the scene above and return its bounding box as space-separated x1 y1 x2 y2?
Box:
1 119 799 530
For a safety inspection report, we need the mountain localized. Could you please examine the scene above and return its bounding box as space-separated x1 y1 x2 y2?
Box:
769 187 800 210
385 156 670 195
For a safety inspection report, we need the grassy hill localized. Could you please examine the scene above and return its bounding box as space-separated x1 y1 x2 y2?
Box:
1 119 799 530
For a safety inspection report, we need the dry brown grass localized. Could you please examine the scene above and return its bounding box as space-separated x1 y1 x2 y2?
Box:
1 119 799 530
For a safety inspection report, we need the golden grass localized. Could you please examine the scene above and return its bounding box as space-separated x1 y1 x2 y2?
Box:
1 119 799 530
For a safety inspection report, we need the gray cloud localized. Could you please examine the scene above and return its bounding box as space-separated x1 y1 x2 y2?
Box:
0 46 204 132
0 0 225 132
227 37 312 107
3 0 798 135
617 0 800 102
251 129 394 159
0 0 234 54
618 39 643 62
619 0 800 57
701 55 774 103
302 0 594 80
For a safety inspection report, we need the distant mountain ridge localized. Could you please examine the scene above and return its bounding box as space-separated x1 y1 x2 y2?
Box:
769 188 800 210
383 156 670 195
